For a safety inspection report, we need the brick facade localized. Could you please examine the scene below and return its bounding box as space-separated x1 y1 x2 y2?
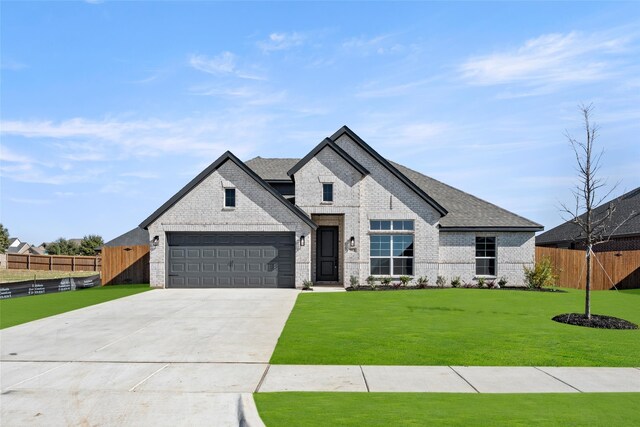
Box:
147 160 312 288
145 132 537 289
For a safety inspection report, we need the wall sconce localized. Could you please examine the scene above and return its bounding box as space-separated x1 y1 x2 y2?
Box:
300 235 305 247
152 236 159 247
350 236 356 248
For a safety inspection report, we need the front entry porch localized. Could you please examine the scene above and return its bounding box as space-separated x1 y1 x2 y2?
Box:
311 214 345 286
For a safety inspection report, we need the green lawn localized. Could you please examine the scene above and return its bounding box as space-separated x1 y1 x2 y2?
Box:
0 269 98 284
0 284 151 329
255 392 640 426
271 288 640 366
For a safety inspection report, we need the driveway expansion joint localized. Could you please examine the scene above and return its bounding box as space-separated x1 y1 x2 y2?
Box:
255 364 271 393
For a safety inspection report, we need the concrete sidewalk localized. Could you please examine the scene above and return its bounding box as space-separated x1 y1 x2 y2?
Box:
257 365 640 393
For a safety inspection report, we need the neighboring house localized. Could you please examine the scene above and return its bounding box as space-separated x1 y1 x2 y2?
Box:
6 238 46 255
140 126 542 289
536 187 640 252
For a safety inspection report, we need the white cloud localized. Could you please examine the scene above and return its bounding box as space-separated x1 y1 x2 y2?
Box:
355 77 439 98
188 52 266 80
342 34 406 56
8 198 51 205
189 85 287 106
258 32 305 52
189 52 236 74
1 58 28 70
0 113 273 186
460 31 631 88
120 171 159 179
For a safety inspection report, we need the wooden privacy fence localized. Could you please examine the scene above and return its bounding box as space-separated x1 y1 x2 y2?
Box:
101 245 149 285
7 253 101 272
536 247 640 290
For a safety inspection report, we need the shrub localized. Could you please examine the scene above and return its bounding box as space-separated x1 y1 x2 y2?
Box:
436 275 446 288
524 257 558 289
476 276 486 288
302 280 313 290
416 276 429 289
450 276 461 288
399 275 411 287
366 276 376 287
350 275 360 289
381 277 392 286
498 276 508 287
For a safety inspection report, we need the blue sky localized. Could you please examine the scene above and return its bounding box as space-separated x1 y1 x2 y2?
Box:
1 1 639 244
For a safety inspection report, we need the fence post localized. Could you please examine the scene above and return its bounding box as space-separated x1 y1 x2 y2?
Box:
49 256 53 271
72 256 75 272
27 254 31 270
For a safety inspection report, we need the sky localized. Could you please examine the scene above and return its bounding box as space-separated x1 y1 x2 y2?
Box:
1 1 639 244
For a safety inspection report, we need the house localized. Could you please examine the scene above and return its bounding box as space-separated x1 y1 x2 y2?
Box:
536 187 640 252
7 238 46 255
140 126 542 289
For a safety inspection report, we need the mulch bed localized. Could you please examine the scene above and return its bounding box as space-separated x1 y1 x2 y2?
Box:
345 286 565 292
552 313 638 330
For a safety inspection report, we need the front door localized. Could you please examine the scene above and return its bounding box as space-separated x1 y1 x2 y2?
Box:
316 226 338 281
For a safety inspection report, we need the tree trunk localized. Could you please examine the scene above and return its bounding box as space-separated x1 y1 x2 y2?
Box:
585 244 592 319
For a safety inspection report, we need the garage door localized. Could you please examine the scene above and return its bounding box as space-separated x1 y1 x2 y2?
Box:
167 232 295 288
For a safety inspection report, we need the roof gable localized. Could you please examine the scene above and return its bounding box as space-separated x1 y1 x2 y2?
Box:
330 125 448 216
287 138 370 178
140 151 317 230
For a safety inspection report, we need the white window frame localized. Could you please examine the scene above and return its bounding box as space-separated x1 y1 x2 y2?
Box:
369 220 415 276
475 236 496 277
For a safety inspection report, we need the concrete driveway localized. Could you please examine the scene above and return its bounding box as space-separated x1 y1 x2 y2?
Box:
0 289 299 426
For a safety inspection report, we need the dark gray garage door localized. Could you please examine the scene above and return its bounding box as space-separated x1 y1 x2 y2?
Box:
167 232 295 288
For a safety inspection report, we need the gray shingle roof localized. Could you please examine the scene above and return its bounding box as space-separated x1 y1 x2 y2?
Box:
536 187 640 245
245 157 299 181
245 157 542 230
105 227 150 247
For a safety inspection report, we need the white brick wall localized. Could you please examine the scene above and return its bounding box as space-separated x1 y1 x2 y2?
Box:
145 134 536 290
439 231 535 286
147 160 312 288
290 135 442 286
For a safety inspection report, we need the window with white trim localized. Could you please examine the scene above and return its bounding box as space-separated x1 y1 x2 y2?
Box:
224 188 236 208
475 236 496 276
369 220 414 275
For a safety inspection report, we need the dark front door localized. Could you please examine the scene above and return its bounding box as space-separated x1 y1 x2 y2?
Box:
316 226 338 281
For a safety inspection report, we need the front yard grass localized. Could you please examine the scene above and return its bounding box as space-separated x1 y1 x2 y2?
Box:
270 288 640 366
255 392 640 426
0 269 98 284
0 284 150 329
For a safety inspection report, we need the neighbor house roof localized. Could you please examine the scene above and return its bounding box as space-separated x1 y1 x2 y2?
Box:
105 227 150 247
536 187 640 245
245 158 543 230
140 151 317 230
7 242 29 254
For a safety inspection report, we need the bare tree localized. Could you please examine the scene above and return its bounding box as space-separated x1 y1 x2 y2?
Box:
560 104 619 319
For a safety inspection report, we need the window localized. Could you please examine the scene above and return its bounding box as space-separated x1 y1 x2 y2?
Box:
322 183 333 202
369 220 414 275
370 220 413 231
224 188 236 208
476 236 496 276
